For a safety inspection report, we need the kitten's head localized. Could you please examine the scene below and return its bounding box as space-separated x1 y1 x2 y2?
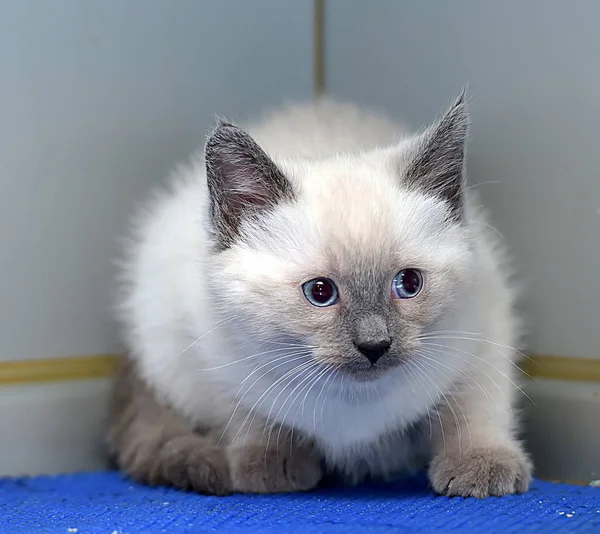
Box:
205 93 474 381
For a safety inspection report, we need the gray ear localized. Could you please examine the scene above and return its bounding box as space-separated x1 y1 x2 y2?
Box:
404 90 469 218
205 121 295 249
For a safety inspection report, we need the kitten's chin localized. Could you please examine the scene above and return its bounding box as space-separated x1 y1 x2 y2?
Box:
343 362 398 382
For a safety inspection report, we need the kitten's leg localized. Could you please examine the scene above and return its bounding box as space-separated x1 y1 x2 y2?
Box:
225 419 323 493
427 345 532 498
108 357 232 495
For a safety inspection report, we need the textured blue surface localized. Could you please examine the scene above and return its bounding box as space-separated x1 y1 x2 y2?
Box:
1 471 599 534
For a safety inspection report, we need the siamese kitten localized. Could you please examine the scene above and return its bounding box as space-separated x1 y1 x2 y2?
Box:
109 92 532 497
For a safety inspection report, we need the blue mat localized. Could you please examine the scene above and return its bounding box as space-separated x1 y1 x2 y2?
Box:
1 472 599 533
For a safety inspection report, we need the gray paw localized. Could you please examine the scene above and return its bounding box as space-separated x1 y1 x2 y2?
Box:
428 446 532 498
229 444 323 493
127 436 232 496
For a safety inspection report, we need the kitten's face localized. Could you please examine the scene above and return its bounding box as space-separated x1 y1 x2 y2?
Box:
206 93 473 381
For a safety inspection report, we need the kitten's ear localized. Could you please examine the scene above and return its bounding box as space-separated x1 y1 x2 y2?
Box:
205 121 295 249
404 90 469 218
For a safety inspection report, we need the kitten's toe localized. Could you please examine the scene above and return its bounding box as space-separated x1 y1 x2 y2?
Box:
279 449 324 491
428 445 532 498
229 445 323 493
153 436 232 496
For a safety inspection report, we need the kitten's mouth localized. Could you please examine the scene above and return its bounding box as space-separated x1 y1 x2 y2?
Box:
343 360 397 382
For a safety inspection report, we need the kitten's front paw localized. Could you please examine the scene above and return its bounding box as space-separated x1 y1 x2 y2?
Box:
229 444 323 493
128 436 232 496
428 446 532 498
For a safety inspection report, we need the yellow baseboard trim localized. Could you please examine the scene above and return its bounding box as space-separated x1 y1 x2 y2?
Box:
0 354 119 386
523 354 600 383
0 352 599 386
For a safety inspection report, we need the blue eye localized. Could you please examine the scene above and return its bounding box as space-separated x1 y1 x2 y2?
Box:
302 278 339 307
392 269 423 299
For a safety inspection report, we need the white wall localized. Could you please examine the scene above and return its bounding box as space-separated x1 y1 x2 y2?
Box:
0 0 312 363
0 380 111 475
326 0 600 360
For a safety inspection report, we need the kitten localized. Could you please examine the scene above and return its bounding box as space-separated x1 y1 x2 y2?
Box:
109 91 532 497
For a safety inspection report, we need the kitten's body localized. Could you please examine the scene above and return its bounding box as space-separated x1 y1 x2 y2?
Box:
110 97 531 496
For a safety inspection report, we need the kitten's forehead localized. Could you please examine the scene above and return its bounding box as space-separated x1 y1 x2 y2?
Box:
235 150 469 284
290 154 457 268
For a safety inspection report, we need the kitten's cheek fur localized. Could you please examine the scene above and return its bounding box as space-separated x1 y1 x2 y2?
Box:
428 445 533 498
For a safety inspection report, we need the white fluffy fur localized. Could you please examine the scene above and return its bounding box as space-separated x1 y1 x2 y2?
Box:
118 99 523 482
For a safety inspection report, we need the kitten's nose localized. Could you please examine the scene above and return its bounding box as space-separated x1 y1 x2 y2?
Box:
354 339 391 364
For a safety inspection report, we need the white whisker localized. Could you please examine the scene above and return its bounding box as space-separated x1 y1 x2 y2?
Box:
313 366 338 435
176 315 238 358
417 331 533 363
288 365 332 457
405 359 446 454
400 363 433 443
413 347 491 401
238 351 312 387
414 356 472 451
411 358 462 453
421 341 534 405
236 360 317 448
268 363 325 454
198 345 309 372
219 352 312 444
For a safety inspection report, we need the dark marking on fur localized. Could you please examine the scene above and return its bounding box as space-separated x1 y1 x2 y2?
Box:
205 121 296 250
404 90 469 218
